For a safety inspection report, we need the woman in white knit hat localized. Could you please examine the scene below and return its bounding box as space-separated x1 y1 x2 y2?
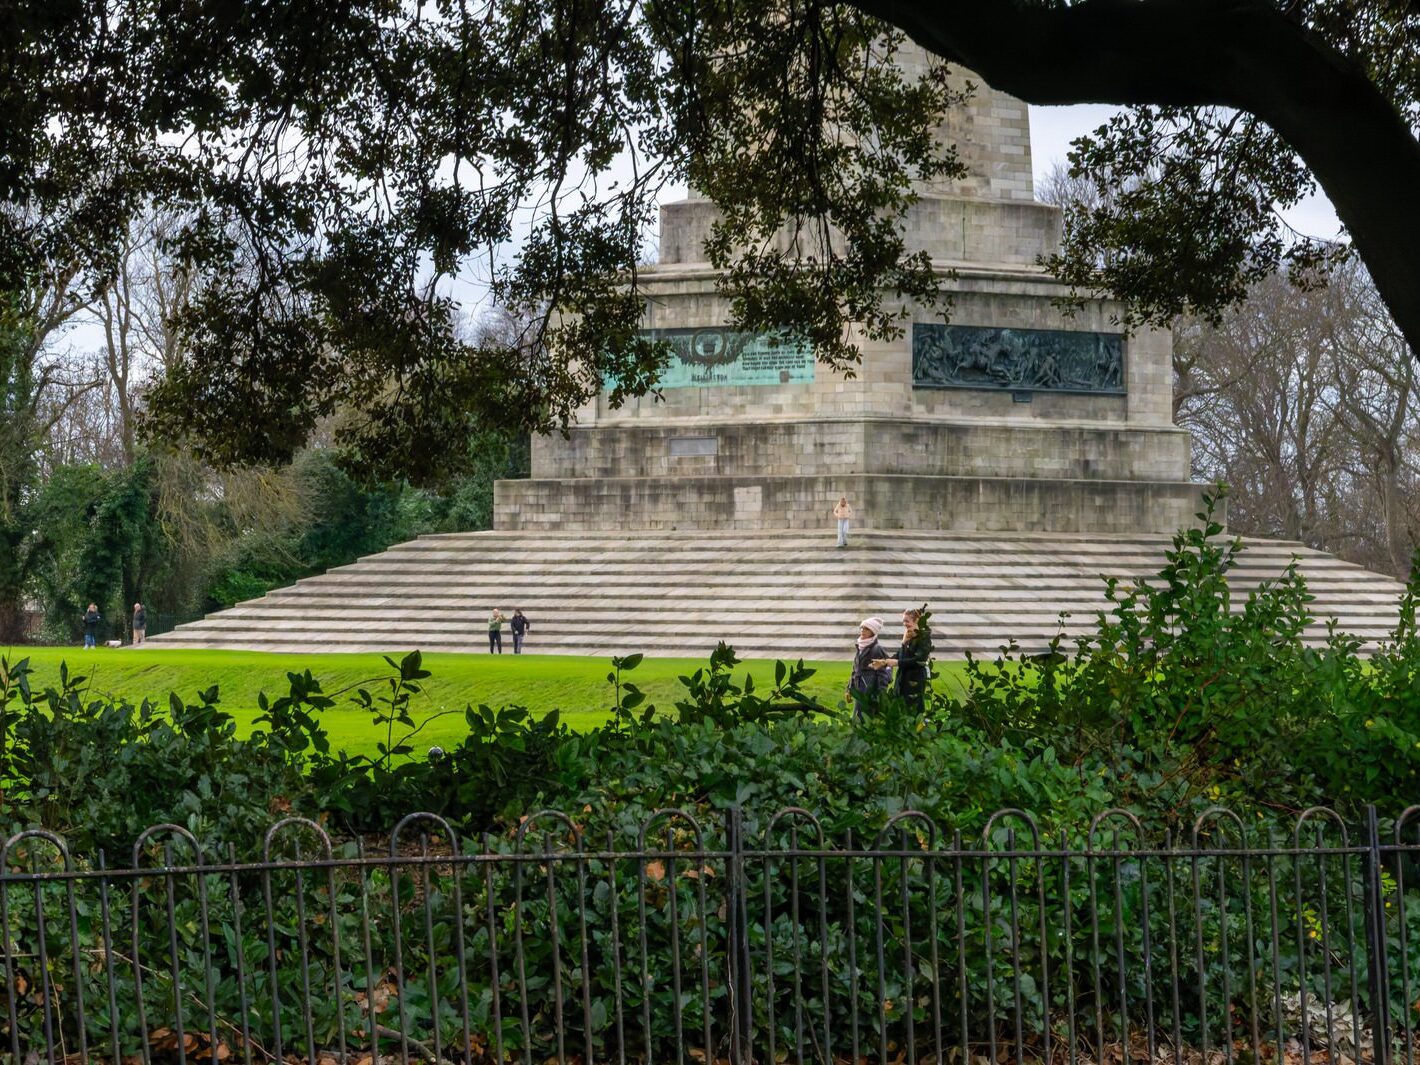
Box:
847 616 890 719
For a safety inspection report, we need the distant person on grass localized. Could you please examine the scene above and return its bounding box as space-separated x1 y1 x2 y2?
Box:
488 608 505 653
847 616 890 719
873 607 932 713
510 609 530 654
82 603 101 649
132 602 147 645
833 496 854 548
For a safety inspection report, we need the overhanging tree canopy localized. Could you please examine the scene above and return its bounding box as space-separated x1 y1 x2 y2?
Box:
3 0 1416 479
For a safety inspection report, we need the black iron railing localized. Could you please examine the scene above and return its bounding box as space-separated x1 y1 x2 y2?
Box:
3 805 1420 1064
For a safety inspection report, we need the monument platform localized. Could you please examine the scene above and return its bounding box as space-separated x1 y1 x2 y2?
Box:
147 530 1407 658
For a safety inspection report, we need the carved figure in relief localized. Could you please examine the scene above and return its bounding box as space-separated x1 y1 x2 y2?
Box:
912 324 1124 394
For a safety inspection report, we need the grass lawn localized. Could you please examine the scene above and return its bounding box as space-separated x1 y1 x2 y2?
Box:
3 646 973 757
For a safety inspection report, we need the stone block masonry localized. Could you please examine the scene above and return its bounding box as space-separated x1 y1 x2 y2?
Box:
529 418 1193 483
496 474 1208 535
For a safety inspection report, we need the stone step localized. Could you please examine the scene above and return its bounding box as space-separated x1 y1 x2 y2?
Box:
323 559 1373 581
220 599 1407 619
397 529 1310 550
149 529 1411 658
386 545 1328 564
188 604 1408 630
150 634 1406 659
265 560 1388 582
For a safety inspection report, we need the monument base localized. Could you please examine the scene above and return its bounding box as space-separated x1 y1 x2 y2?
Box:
495 474 1209 534
149 529 1405 659
501 415 1205 533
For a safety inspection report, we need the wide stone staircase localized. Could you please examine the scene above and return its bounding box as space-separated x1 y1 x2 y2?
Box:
147 530 1410 659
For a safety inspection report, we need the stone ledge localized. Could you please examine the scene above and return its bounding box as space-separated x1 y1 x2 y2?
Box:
495 473 1213 534
532 418 1193 482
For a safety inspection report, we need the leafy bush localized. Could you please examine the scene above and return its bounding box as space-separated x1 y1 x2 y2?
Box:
0 656 323 856
953 489 1420 817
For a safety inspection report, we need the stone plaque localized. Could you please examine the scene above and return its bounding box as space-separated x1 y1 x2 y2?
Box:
913 324 1125 394
641 327 815 388
669 436 719 457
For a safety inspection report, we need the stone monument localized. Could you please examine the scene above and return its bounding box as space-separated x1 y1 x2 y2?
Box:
151 60 1406 659
495 54 1202 536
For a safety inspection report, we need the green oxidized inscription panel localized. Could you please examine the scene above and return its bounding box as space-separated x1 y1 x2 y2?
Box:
641 327 815 387
913 324 1125 394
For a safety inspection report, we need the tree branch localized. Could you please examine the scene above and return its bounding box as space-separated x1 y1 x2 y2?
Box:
844 0 1420 355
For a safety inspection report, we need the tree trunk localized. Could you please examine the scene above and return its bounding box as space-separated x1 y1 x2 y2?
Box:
0 600 27 646
848 0 1420 356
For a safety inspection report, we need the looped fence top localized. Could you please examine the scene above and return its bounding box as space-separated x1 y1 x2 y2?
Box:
514 810 584 853
1293 805 1351 849
131 823 204 869
1190 806 1248 849
389 811 460 857
984 807 1043 850
636 807 706 851
263 816 336 862
0 829 72 874
1394 804 1420 843
763 806 826 849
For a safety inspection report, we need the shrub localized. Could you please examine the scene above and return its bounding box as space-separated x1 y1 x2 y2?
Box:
952 489 1420 816
0 656 323 856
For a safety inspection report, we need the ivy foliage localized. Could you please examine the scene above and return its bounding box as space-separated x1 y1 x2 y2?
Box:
957 488 1420 812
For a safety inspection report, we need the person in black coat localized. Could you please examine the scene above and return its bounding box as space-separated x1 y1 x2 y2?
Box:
510 609 530 654
847 617 891 719
873 607 933 712
82 603 101 649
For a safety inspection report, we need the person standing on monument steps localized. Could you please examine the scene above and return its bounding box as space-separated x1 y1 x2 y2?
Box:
488 608 505 653
847 616 890 719
833 496 854 548
510 609 530 654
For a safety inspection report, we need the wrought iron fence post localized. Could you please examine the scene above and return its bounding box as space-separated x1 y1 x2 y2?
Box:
724 805 754 1065
1364 805 1393 1065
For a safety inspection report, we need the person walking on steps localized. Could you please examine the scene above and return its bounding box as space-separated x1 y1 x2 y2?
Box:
873 607 933 714
510 609 530 654
847 616 890 720
82 603 101 649
833 496 854 548
488 608 505 653
132 602 147 645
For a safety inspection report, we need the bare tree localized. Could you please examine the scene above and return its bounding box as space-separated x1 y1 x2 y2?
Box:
1175 264 1420 576
1042 157 1420 577
86 211 194 465
1323 264 1420 576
